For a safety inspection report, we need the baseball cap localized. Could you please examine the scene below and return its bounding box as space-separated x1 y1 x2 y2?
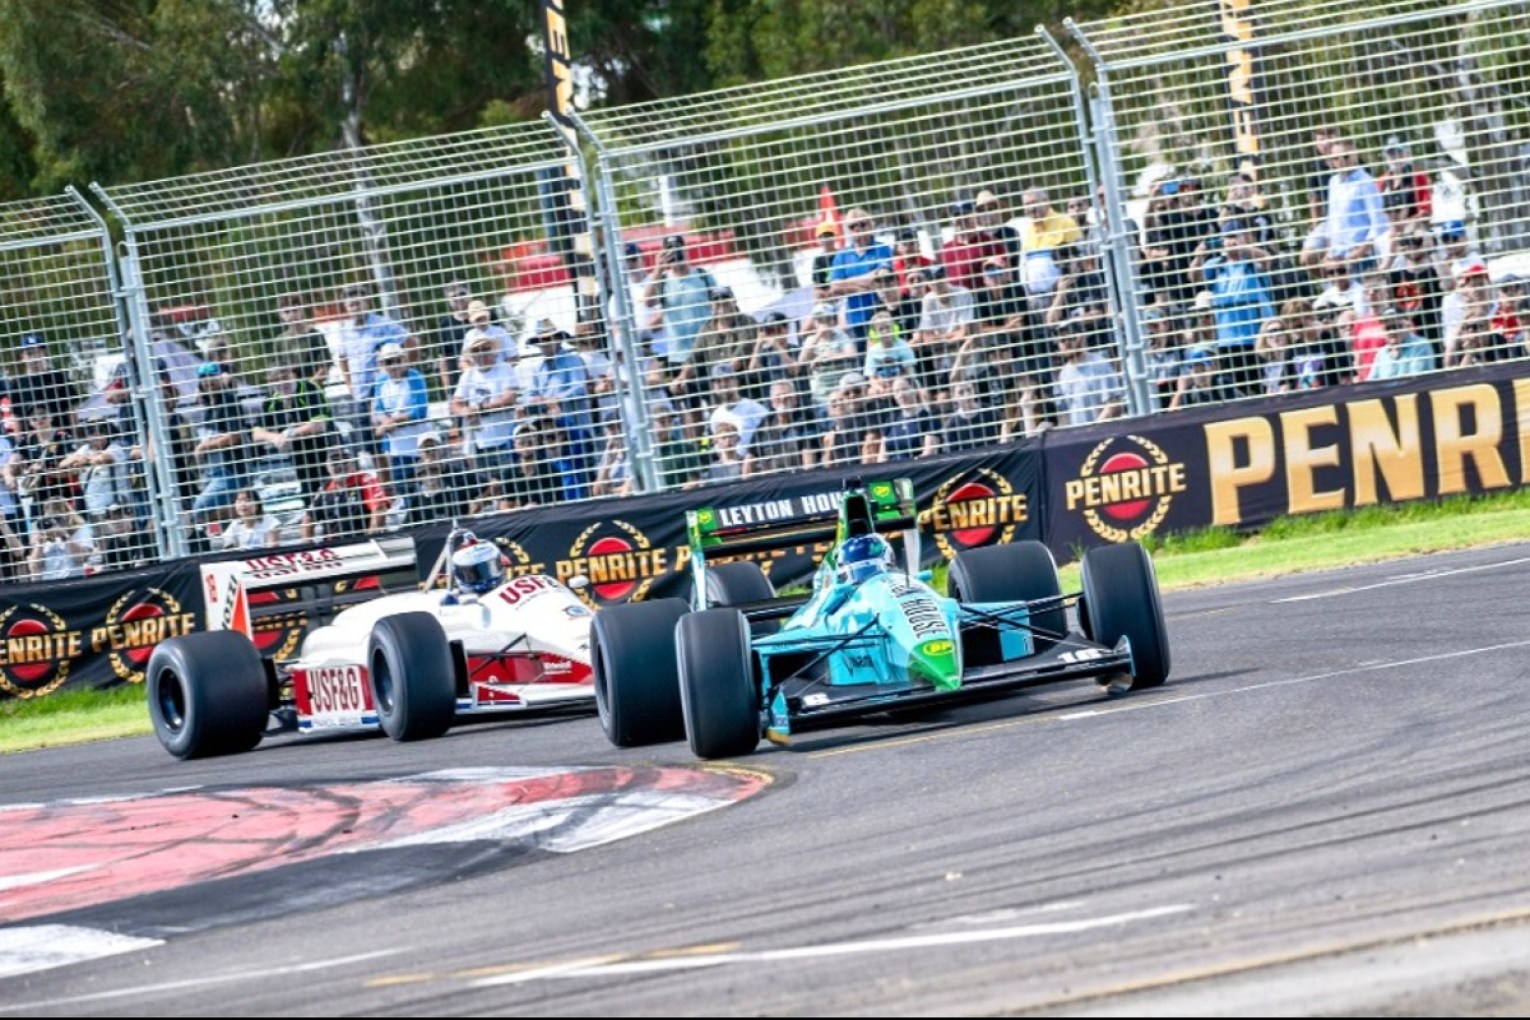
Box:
711 361 737 379
709 286 734 302
1186 346 1215 366
812 303 837 320
377 341 405 362
1221 218 1248 236
950 198 976 217
466 300 491 324
815 221 837 238
897 226 919 242
758 310 789 327
975 189 1000 208
837 371 867 391
1460 260 1489 280
418 430 443 447
18 334 45 350
1439 220 1466 239
623 241 641 258
1193 291 1214 312
196 361 223 379
663 234 686 251
1384 135 1408 153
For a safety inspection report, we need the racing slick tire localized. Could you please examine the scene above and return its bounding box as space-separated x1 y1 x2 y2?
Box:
704 561 775 606
705 560 779 636
948 540 1066 658
677 608 760 760
1079 541 1171 690
147 631 270 760
591 598 690 747
368 612 456 741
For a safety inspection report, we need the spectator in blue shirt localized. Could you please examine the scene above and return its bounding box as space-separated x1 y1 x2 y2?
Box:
370 342 430 499
827 208 894 345
1324 137 1387 276
525 320 594 500
1204 220 1276 397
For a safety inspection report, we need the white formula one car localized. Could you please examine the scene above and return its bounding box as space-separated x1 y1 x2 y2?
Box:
146 530 594 759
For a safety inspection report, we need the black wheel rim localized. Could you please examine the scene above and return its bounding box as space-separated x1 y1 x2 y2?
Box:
372 649 395 714
157 669 186 733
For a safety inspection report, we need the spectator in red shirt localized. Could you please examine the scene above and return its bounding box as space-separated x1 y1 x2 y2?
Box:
300 447 390 541
940 199 1003 293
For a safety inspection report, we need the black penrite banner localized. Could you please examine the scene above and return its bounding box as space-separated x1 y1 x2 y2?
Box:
414 443 1046 608
1042 362 1530 555
0 560 202 700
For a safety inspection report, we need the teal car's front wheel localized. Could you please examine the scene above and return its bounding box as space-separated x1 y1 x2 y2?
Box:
677 608 760 760
1079 542 1170 690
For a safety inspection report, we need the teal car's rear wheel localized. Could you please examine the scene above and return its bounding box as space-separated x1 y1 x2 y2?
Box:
948 540 1066 658
1079 542 1170 690
677 608 760 760
592 598 689 747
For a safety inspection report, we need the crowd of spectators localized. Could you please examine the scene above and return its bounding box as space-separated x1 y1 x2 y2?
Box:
0 126 1524 580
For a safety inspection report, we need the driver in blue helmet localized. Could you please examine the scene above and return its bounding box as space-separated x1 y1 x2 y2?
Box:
451 534 505 595
834 533 896 586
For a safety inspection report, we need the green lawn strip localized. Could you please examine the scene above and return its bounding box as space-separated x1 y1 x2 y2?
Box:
0 684 150 754
8 492 1530 754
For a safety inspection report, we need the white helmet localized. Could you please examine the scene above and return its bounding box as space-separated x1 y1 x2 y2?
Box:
451 534 505 595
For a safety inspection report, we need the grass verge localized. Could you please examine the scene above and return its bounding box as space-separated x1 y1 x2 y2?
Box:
7 490 1530 755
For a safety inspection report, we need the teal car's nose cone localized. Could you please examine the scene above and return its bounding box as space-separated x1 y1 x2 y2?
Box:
909 636 960 691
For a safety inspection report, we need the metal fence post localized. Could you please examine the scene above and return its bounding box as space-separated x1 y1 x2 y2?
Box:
564 110 659 493
91 183 190 560
66 185 172 563
1067 18 1153 419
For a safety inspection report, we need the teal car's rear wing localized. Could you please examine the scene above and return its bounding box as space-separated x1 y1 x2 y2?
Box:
686 478 920 564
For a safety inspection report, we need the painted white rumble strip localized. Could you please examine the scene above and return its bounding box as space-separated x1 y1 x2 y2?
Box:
472 904 1196 987
359 790 744 854
0 925 163 980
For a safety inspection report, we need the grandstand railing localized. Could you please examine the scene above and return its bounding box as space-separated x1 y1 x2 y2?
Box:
0 0 1524 580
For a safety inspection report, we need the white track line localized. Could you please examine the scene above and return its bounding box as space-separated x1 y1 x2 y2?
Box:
1272 556 1530 602
0 948 401 1010
472 904 1194 987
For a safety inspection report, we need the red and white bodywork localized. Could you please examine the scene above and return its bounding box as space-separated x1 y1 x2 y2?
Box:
200 539 594 736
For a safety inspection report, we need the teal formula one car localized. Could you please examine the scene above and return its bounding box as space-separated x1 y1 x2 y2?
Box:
591 479 1170 760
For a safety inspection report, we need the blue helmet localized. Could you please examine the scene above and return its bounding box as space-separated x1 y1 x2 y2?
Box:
835 534 894 585
451 534 505 595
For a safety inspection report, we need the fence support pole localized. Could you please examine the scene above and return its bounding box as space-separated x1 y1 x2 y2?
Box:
562 110 659 493
1067 18 1153 419
67 186 171 563
90 184 190 560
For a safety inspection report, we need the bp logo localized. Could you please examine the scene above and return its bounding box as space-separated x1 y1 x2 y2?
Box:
100 588 198 684
0 603 73 698
1065 434 1188 543
562 520 665 607
920 468 1030 560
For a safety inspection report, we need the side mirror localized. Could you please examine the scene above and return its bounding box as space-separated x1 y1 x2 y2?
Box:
917 569 933 583
568 574 591 591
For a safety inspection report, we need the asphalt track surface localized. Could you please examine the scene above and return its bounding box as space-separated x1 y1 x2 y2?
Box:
6 543 1530 1016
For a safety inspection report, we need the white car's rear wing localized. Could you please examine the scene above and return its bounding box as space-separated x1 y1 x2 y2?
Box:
201 537 419 642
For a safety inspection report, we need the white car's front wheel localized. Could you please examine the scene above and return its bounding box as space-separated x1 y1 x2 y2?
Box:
368 612 456 741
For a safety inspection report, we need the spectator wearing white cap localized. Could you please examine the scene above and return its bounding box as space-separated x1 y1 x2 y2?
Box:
462 299 516 367
451 331 519 476
706 362 767 456
798 303 859 411
371 341 430 497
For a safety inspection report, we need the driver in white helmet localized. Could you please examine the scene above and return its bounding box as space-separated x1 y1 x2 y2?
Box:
450 534 505 596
